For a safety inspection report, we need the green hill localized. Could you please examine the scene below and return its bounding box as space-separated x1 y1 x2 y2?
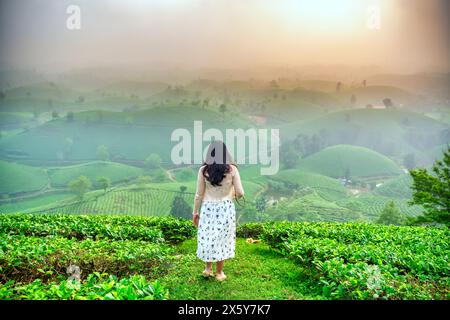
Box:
296 145 403 178
47 161 145 187
4 82 79 100
0 112 33 126
281 108 448 156
374 174 414 198
0 106 253 162
271 170 349 201
0 160 48 194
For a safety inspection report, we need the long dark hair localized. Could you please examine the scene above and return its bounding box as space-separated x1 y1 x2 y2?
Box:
202 140 234 186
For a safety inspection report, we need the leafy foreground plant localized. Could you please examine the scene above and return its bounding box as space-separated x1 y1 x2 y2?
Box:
0 273 168 300
0 234 174 283
241 221 450 300
0 214 195 300
0 214 195 243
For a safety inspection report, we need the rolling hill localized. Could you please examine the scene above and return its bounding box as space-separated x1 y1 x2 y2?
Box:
47 161 145 187
0 106 254 163
281 108 449 157
0 160 48 194
296 145 403 178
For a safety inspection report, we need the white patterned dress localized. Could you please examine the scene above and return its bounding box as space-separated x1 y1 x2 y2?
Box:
197 199 236 262
194 165 244 262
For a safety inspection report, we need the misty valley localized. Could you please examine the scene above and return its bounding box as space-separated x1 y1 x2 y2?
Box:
0 72 448 224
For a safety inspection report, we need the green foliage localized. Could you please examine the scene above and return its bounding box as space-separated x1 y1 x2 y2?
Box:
68 176 92 200
170 195 192 220
145 154 162 170
409 146 450 226
280 144 299 169
255 221 449 299
136 175 151 188
0 234 171 283
0 214 196 243
0 274 168 300
174 168 196 181
96 145 110 161
376 201 406 225
0 214 198 299
96 176 111 193
151 169 168 182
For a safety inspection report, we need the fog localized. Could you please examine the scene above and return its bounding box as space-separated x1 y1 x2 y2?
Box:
0 0 449 75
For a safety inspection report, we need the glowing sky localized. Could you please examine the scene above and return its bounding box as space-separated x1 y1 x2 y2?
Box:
0 0 449 73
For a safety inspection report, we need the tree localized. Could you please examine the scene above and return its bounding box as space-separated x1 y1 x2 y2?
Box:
362 80 367 87
170 194 192 220
409 147 450 226
136 175 151 189
179 185 187 193
336 82 342 92
145 154 162 169
382 98 394 109
403 153 416 170
202 99 209 110
66 112 74 122
280 144 299 169
96 176 111 194
68 176 92 200
96 145 109 161
219 104 227 118
350 94 356 107
255 196 267 213
0 91 6 99
52 110 59 119
376 201 406 225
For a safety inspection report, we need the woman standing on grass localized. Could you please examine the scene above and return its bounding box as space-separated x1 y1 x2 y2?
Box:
192 140 245 281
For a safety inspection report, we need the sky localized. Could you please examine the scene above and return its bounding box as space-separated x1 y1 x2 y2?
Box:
0 0 449 74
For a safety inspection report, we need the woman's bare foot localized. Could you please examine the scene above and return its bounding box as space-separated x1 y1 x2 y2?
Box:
202 268 213 277
215 272 227 281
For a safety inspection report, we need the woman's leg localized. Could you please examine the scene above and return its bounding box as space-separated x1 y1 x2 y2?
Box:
205 262 213 272
216 260 224 274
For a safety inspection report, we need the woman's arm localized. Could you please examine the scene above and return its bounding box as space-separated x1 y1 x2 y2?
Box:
193 166 206 215
232 166 245 198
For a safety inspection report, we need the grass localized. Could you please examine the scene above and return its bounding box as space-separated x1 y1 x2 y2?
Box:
160 238 323 300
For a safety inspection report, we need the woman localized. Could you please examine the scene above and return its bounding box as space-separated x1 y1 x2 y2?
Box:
192 140 245 281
